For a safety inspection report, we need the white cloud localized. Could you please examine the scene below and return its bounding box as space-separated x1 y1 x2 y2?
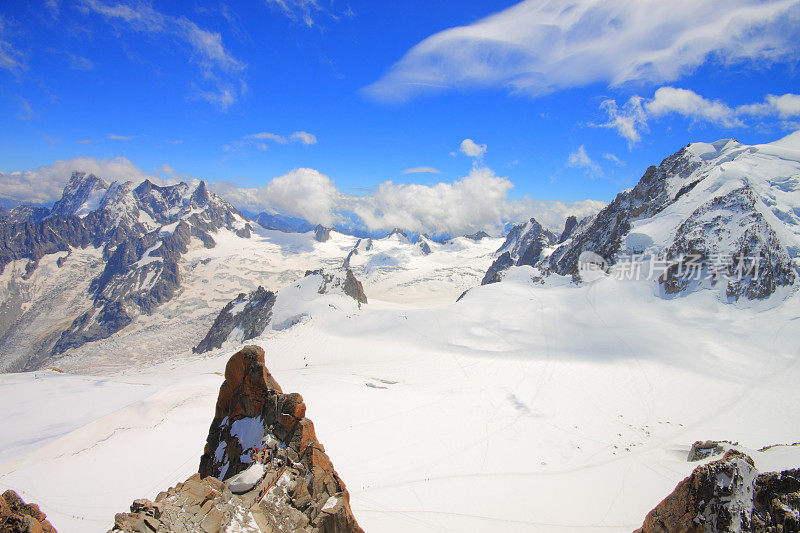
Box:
402 167 441 174
213 168 340 226
364 0 800 102
81 0 245 109
224 131 318 151
598 87 800 144
566 146 602 177
0 157 153 204
645 87 743 127
459 139 487 158
107 133 135 141
289 131 318 145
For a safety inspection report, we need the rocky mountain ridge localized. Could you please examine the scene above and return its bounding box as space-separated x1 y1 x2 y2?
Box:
481 134 800 301
0 172 251 370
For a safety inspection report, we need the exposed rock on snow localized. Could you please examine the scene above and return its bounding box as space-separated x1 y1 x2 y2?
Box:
635 448 800 533
193 287 277 354
304 267 368 306
314 225 332 243
481 217 555 284
558 215 578 244
0 489 57 533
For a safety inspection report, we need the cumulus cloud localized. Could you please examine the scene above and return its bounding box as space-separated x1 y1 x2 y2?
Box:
224 131 319 151
81 0 246 109
598 87 800 144
364 0 800 102
460 139 487 158
213 168 340 226
347 167 605 235
402 167 441 174
0 157 153 204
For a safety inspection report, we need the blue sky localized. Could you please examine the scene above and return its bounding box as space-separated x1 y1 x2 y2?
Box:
0 0 799 234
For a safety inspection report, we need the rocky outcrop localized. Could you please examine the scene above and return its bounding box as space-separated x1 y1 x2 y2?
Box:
0 490 57 533
481 218 555 284
558 216 578 244
305 268 368 306
464 230 490 241
314 225 332 243
111 346 362 532
193 287 277 354
199 345 362 532
635 449 800 533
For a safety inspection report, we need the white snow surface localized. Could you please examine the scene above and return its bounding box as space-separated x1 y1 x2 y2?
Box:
1 143 800 532
227 462 266 494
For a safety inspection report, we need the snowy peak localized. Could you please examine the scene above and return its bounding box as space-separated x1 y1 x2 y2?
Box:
487 134 800 301
49 172 110 218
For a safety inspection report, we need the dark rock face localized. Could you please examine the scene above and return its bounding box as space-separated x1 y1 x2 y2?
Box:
314 225 332 242
465 230 490 241
558 216 578 244
0 171 252 368
481 251 514 285
0 489 57 533
194 287 277 354
635 449 800 533
194 345 363 532
481 218 555 284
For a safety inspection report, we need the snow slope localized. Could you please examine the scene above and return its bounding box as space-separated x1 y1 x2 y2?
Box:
1 262 799 532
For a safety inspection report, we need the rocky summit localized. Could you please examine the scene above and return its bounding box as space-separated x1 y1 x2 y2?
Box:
0 490 57 533
111 345 362 533
635 448 800 533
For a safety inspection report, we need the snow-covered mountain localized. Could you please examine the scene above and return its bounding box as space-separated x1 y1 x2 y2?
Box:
484 132 800 301
0 172 251 371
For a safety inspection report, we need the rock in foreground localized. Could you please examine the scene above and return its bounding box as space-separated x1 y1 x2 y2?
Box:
635 449 800 533
0 490 57 533
111 345 362 533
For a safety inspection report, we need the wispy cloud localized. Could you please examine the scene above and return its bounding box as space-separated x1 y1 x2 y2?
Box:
365 0 800 102
76 139 97 144
566 146 602 178
264 0 353 28
223 130 318 151
402 167 442 175
0 15 24 74
604 153 625 167
597 87 800 144
81 0 246 109
16 98 37 121
106 133 135 140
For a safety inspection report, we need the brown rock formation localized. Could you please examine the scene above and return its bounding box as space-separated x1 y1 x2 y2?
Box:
635 449 800 533
112 345 362 532
0 490 57 533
